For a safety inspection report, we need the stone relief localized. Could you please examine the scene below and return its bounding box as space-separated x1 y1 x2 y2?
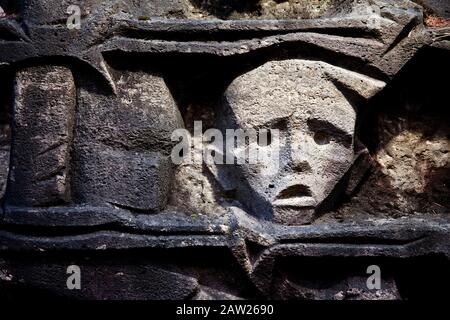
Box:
0 0 448 300
211 59 385 225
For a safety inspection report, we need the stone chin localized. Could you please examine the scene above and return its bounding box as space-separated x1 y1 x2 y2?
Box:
270 183 318 225
272 205 317 226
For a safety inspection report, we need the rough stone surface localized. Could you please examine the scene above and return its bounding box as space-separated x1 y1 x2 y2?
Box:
0 0 448 300
215 59 385 225
72 69 184 212
184 0 353 20
0 146 8 199
0 124 8 199
414 0 450 19
6 66 76 207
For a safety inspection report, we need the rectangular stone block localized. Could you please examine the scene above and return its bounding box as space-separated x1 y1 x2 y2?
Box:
6 65 76 207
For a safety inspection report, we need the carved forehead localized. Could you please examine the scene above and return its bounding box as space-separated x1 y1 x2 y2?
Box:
224 60 366 134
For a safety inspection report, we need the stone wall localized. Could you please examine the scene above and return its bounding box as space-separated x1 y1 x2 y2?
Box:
0 0 448 300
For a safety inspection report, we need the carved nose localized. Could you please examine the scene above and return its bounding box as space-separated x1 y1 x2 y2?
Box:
290 159 311 172
288 143 312 173
285 128 315 173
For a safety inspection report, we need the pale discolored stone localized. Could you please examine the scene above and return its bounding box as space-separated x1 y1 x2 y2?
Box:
184 0 353 19
169 161 227 217
215 59 385 225
377 129 450 212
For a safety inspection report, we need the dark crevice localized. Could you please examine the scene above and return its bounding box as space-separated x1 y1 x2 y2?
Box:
115 26 379 42
245 240 268 265
278 234 428 246
383 17 421 56
0 25 21 41
36 140 66 156
308 118 353 148
34 166 66 183
276 185 312 200
270 255 450 299
189 0 261 19
106 201 158 215
360 46 450 154
0 0 22 15
104 37 389 92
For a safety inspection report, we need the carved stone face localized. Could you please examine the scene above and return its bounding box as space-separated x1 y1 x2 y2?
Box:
221 59 362 224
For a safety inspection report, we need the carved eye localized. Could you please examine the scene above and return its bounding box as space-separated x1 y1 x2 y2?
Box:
314 131 331 145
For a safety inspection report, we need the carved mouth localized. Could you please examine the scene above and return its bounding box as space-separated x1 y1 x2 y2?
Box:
273 184 316 208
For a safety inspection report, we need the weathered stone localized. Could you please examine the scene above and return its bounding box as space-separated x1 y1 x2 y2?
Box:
6 65 76 207
0 145 8 199
414 0 450 18
213 59 385 225
0 259 200 300
0 0 448 301
185 0 354 20
0 123 9 200
73 70 184 212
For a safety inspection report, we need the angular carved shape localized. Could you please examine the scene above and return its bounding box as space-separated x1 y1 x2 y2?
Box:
72 70 184 212
6 65 76 207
